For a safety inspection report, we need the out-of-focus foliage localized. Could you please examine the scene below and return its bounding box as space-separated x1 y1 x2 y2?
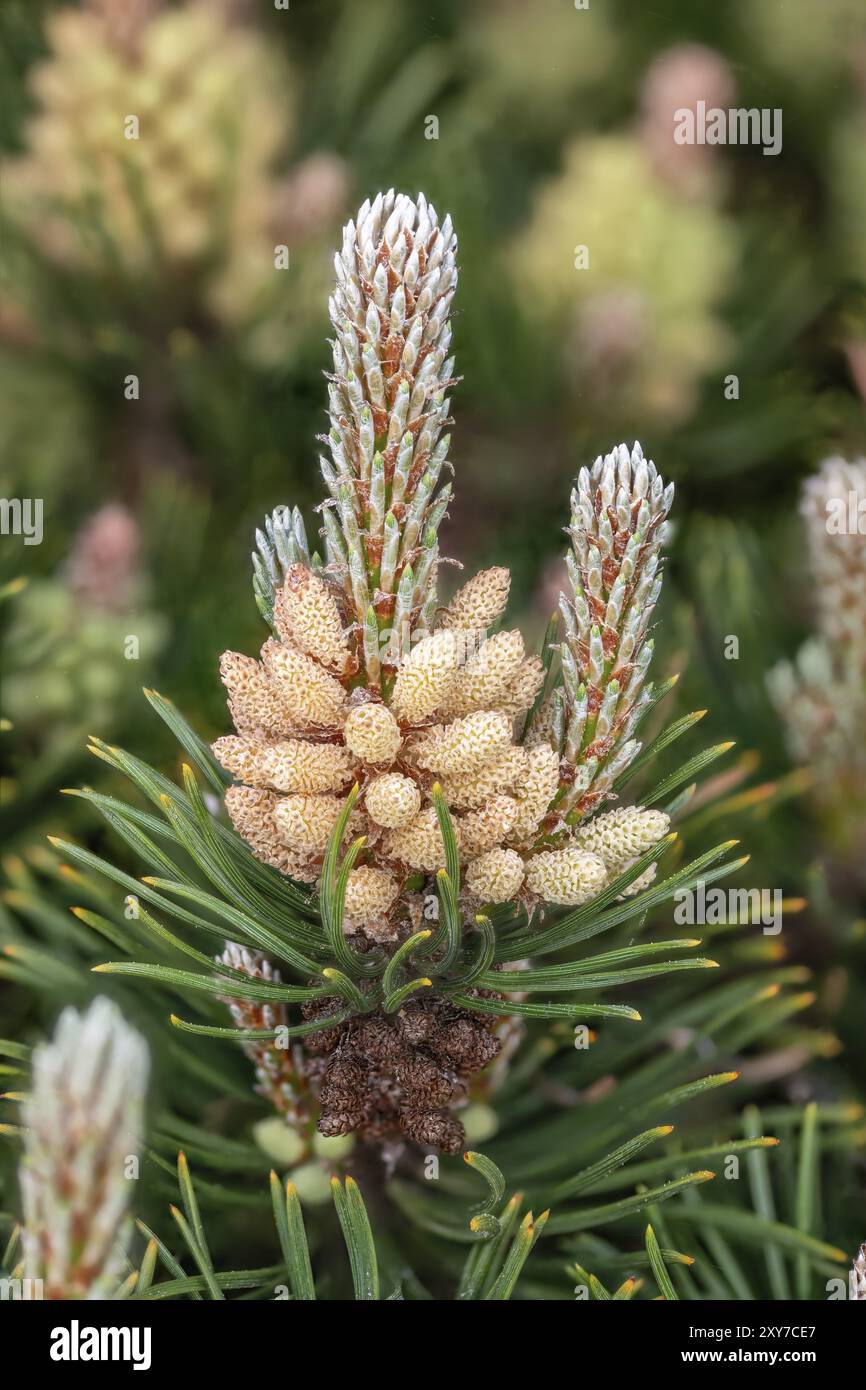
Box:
1 0 864 1299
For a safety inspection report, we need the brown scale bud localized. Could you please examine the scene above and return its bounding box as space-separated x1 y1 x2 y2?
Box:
429 1016 501 1071
396 1000 440 1046
399 1108 465 1154
318 1054 367 1111
354 1111 399 1144
318 1110 363 1138
299 996 347 1055
395 1053 456 1108
353 1016 406 1064
302 1056 329 1086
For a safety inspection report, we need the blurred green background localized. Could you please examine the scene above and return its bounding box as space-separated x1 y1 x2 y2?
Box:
1 0 864 1147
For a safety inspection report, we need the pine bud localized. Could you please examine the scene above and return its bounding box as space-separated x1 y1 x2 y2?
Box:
465 847 526 903
558 441 673 819
21 998 149 1299
524 846 608 906
65 503 140 613
218 944 307 1121
768 457 866 828
324 192 459 670
800 456 866 651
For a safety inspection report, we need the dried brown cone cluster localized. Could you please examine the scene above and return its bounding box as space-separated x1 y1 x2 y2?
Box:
300 993 502 1154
